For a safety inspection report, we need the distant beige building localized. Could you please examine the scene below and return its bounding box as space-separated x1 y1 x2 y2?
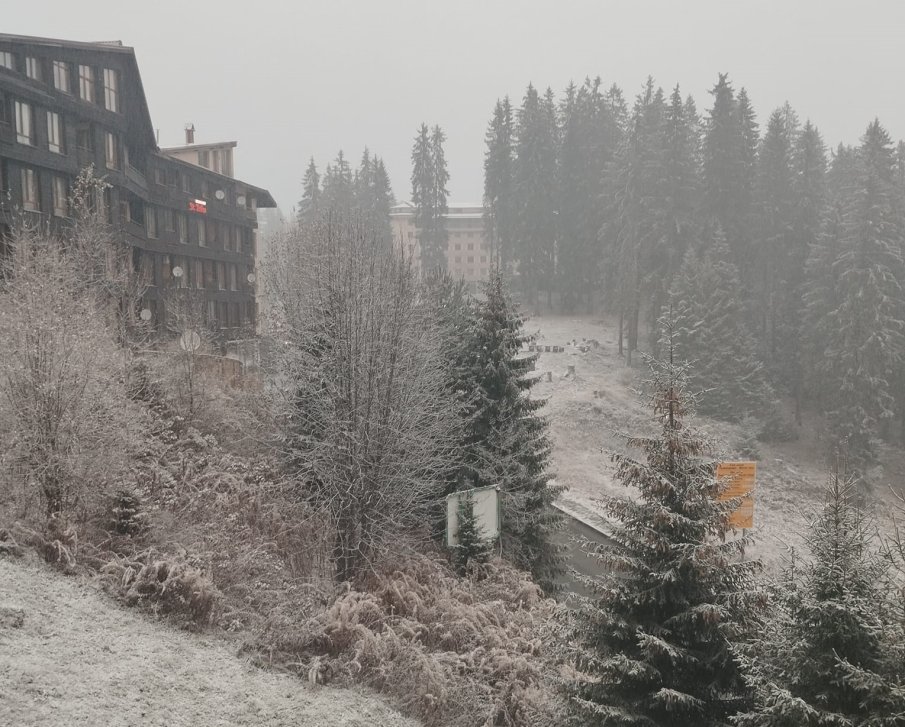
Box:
390 202 491 287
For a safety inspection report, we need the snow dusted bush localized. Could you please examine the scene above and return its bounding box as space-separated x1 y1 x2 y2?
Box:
256 554 568 727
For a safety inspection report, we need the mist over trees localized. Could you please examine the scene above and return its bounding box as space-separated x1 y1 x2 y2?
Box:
484 73 905 463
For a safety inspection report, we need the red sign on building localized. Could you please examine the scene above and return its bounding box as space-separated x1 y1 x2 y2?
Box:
189 199 207 214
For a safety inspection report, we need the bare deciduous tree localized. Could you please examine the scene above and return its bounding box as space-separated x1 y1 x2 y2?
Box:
0 226 140 518
265 217 462 582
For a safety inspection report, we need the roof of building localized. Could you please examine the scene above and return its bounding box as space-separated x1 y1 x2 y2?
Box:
0 33 274 206
0 33 157 148
157 152 276 208
161 141 239 153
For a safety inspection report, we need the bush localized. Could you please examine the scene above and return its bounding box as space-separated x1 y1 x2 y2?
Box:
107 487 149 537
255 554 567 727
103 551 217 627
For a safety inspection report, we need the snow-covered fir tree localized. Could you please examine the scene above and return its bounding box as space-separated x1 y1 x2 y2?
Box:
483 96 516 274
452 491 492 573
667 229 773 422
411 123 449 272
734 467 905 726
571 332 763 726
464 271 562 587
297 157 320 225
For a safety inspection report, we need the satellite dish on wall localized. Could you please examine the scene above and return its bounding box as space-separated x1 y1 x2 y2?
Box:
246 272 256 284
236 194 246 206
215 189 225 201
139 308 152 321
172 266 184 278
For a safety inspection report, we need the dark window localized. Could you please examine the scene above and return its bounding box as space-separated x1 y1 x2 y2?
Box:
15 101 34 145
0 91 10 125
147 207 157 238
76 123 95 151
103 68 119 112
78 65 94 102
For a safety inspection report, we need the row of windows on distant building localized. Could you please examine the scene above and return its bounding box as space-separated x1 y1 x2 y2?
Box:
141 251 250 293
3 91 124 169
144 290 254 331
0 50 120 112
1 161 254 254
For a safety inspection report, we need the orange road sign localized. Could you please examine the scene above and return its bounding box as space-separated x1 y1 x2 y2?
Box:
716 461 755 529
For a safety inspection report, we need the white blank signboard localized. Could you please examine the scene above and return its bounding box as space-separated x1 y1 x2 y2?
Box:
446 485 501 547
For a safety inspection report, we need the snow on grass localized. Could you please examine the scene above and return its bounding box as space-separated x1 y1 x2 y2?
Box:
529 314 904 571
0 554 418 727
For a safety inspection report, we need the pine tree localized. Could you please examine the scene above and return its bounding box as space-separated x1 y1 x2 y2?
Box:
411 123 449 273
667 229 773 422
512 83 558 309
320 150 354 217
430 124 450 262
297 157 321 225
703 74 757 273
483 97 516 274
572 337 762 726
611 77 666 361
807 120 905 461
465 271 562 586
452 491 492 573
734 466 905 726
754 107 797 376
557 77 619 313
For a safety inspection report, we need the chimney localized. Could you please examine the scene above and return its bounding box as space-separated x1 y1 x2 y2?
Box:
185 123 195 145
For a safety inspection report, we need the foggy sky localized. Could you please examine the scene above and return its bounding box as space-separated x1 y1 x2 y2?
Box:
8 0 905 214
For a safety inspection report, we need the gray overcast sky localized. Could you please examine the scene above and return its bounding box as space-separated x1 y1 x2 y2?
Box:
8 0 905 213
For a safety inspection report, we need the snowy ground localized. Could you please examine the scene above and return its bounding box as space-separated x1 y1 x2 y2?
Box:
0 554 417 727
528 314 905 571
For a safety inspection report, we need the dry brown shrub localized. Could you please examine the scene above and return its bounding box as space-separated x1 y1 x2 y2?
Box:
254 554 569 727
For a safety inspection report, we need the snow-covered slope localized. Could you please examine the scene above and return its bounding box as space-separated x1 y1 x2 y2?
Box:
0 555 418 727
529 314 905 570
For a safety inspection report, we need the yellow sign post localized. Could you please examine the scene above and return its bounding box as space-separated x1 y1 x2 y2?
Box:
716 461 755 530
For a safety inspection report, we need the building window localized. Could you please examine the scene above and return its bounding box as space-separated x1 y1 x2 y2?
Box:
78 65 94 102
76 123 94 150
203 259 215 288
217 262 226 290
193 259 204 288
47 111 64 154
25 56 41 81
103 68 119 112
229 264 238 291
0 91 10 125
161 254 171 284
181 173 190 193
480 256 487 263
147 207 157 238
467 256 474 263
177 214 188 243
105 132 119 169
454 243 461 251
196 218 206 246
0 51 13 70
198 150 209 168
211 150 221 174
162 208 175 232
52 176 68 217
52 61 70 93
20 168 39 211
15 101 34 145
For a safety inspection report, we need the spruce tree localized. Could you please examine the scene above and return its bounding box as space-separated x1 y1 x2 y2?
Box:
807 120 905 461
452 491 492 573
320 150 354 217
483 97 516 274
411 123 449 273
734 467 905 726
667 229 773 422
558 77 619 313
572 336 762 726
754 107 797 381
512 83 558 309
465 271 562 586
297 157 321 225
